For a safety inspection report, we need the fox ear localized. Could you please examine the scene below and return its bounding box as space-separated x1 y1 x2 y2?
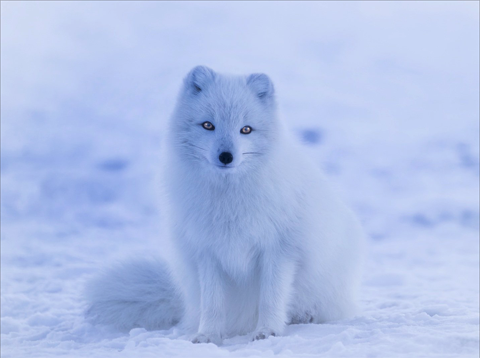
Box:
247 73 275 101
185 66 216 94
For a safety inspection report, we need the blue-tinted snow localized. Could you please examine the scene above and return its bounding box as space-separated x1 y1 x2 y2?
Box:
1 2 479 357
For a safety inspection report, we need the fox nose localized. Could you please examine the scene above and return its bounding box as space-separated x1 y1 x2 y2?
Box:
219 152 233 165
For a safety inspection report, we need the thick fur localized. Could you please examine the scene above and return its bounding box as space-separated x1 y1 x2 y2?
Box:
85 66 364 344
85 259 183 332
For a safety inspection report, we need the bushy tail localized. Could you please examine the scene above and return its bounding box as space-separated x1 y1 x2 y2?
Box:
85 258 184 332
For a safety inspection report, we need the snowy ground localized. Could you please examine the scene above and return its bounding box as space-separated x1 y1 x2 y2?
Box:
1 2 479 357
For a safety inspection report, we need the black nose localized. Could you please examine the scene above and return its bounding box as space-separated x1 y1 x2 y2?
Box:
219 152 233 165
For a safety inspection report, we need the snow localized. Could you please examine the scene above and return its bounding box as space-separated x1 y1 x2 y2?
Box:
1 1 479 357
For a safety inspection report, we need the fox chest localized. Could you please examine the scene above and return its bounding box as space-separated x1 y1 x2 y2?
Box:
194 191 279 237
181 191 283 274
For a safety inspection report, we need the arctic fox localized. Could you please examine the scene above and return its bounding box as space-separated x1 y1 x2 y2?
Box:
86 66 364 344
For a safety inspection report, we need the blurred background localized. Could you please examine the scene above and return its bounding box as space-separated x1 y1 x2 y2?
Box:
1 1 479 356
2 1 478 238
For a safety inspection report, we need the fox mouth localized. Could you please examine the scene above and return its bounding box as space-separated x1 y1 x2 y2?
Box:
216 165 235 169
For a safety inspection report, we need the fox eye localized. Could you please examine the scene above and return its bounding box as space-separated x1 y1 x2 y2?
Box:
240 126 252 134
202 121 215 130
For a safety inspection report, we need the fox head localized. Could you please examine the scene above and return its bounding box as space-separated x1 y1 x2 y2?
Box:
169 66 280 174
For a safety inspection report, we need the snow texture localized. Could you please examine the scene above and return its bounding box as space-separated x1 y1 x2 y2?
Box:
1 2 479 357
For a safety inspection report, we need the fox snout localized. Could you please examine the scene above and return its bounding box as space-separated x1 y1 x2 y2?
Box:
219 152 233 165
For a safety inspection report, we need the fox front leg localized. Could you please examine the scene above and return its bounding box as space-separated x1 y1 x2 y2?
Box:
191 257 226 345
253 252 296 341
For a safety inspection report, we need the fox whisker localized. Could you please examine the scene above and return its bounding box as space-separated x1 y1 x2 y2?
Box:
185 143 207 151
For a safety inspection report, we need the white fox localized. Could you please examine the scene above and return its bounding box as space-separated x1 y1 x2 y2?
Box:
86 66 364 345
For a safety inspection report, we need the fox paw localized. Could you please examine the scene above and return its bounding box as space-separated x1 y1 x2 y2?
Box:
192 333 222 345
289 313 315 324
252 328 276 341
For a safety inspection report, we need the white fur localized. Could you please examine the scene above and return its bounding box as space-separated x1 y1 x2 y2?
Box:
85 66 364 344
85 259 183 332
